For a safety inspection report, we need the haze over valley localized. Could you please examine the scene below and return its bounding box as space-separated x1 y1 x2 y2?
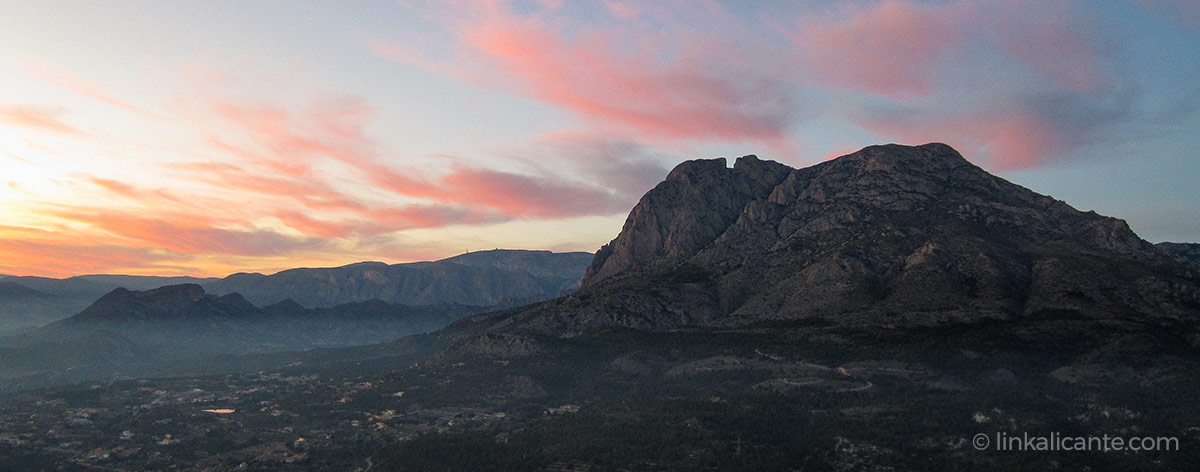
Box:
2 1 1199 470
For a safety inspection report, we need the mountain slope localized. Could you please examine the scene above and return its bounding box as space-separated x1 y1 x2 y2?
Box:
0 275 216 332
0 284 489 392
0 280 51 299
39 284 482 357
1158 242 1200 271
203 249 592 308
461 144 1199 341
0 250 588 332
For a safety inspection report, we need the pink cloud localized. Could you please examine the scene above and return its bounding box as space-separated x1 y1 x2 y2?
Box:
269 210 379 239
194 91 639 221
366 204 503 229
983 2 1110 94
792 1 1109 97
442 167 626 218
90 177 181 203
787 0 1125 168
376 2 798 147
363 163 627 220
42 207 328 257
207 97 378 177
855 104 1084 171
172 162 491 235
792 0 965 98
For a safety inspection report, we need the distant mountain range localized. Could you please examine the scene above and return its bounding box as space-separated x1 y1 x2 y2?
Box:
0 249 592 332
203 249 593 308
0 274 215 333
40 283 482 356
0 249 592 392
0 283 485 392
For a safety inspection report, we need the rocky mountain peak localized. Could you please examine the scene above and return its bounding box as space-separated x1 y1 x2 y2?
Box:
851 142 969 170
582 145 974 287
143 283 207 302
66 284 250 323
663 157 727 183
519 143 1197 334
88 283 205 308
583 154 792 286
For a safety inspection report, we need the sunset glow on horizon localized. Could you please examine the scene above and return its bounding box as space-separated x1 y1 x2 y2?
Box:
2 0 1198 278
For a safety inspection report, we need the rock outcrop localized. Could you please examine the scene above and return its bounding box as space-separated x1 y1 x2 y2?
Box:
584 155 792 285
1158 242 1200 271
467 143 1200 335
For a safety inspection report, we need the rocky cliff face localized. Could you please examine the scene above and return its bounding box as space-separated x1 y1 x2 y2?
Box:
584 155 793 285
472 144 1199 337
1158 242 1200 271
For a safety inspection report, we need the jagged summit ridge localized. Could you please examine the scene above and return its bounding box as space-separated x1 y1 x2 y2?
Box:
586 144 974 285
204 249 593 308
486 143 1197 335
584 143 1152 288
584 153 792 285
67 284 256 323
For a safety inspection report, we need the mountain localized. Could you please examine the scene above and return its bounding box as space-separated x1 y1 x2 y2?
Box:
0 249 591 391
0 250 589 332
0 280 51 299
202 249 592 308
40 284 483 357
0 274 216 332
464 144 1197 338
0 284 488 392
1158 242 1200 271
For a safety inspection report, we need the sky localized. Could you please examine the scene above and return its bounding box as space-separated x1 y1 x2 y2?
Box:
0 0 1198 278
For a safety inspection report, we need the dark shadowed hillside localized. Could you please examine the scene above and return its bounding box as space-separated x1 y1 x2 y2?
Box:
0 280 51 299
0 275 217 332
0 284 485 392
1158 242 1200 271
42 284 481 356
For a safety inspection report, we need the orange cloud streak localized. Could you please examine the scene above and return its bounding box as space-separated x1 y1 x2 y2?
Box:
0 104 80 134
